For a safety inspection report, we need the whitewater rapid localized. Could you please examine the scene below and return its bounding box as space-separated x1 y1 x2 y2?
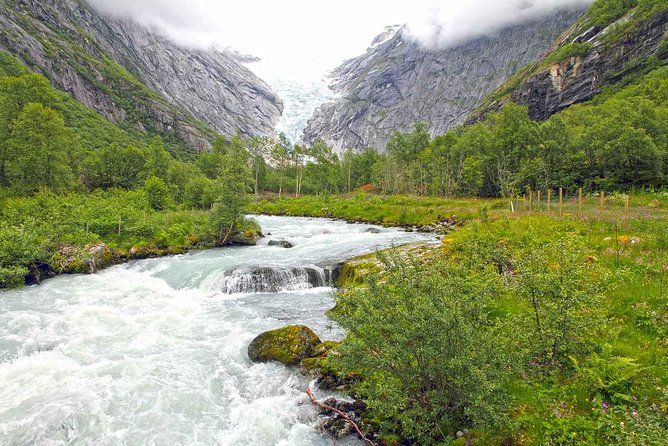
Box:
0 216 434 445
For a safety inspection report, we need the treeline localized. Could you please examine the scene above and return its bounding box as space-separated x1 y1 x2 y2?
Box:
251 67 667 199
373 67 667 197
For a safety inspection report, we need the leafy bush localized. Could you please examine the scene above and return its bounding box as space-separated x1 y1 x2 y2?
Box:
331 254 521 442
515 239 607 367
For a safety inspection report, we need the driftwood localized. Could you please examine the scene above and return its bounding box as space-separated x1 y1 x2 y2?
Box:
306 387 374 445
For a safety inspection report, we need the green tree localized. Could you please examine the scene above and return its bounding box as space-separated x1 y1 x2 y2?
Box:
6 103 75 193
516 239 606 367
247 136 273 195
332 255 518 442
143 136 172 181
83 144 147 189
144 176 171 211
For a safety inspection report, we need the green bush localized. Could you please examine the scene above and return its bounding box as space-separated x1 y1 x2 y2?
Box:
331 254 521 442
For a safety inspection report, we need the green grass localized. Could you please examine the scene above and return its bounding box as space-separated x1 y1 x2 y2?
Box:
249 193 506 227
543 42 593 66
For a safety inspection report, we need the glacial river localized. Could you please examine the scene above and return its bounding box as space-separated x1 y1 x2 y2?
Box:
0 216 434 445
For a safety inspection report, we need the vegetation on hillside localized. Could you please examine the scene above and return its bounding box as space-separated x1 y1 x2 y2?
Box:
479 0 666 110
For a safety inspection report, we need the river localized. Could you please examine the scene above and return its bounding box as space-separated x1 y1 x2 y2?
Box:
0 216 434 445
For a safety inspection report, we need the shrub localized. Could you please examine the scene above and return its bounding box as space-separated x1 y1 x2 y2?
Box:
331 254 521 442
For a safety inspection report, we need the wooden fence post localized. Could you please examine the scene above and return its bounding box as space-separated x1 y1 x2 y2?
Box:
559 188 564 218
548 190 552 214
600 191 606 223
578 188 583 220
529 188 533 212
625 194 630 228
537 190 542 210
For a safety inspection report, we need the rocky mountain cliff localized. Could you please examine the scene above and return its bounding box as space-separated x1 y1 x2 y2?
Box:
481 6 667 121
303 10 582 152
0 0 283 150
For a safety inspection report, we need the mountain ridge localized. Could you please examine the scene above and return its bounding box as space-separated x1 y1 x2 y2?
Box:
0 0 283 151
303 9 583 152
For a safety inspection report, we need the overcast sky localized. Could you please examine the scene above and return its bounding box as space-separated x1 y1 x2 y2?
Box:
85 0 593 80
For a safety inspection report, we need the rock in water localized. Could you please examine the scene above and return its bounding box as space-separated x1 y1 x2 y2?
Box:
268 239 294 248
248 325 321 366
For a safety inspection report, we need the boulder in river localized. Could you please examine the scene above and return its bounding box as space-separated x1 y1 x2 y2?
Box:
248 325 321 366
365 227 382 234
229 232 259 246
268 239 294 248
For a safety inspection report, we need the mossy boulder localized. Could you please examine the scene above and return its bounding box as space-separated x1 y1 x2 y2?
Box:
247 325 321 366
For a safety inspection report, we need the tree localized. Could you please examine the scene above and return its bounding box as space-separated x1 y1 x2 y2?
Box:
6 103 75 193
144 176 171 210
271 133 291 197
83 144 147 189
143 136 172 181
515 239 605 367
247 136 273 195
0 74 59 185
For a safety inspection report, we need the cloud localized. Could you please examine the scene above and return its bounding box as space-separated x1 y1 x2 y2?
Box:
84 1 593 78
405 0 594 50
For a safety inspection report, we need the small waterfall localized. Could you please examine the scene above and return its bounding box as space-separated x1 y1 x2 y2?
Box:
218 266 330 294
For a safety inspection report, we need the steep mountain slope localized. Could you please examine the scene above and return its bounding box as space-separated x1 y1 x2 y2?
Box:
474 0 667 121
0 0 282 151
303 10 582 152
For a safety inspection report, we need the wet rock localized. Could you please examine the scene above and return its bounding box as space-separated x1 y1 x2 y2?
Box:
220 267 328 294
365 227 382 234
268 239 294 248
248 325 321 366
319 262 344 285
229 232 258 246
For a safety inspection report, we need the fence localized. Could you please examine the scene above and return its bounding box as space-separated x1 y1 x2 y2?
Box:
509 188 668 227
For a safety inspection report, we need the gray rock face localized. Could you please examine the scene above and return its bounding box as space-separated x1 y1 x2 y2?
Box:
303 11 582 152
0 0 282 150
511 9 668 121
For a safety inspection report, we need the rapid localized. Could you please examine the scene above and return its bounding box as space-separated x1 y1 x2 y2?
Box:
0 216 434 445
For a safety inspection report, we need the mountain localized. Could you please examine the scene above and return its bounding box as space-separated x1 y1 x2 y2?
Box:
0 0 283 151
303 10 583 152
473 1 667 122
